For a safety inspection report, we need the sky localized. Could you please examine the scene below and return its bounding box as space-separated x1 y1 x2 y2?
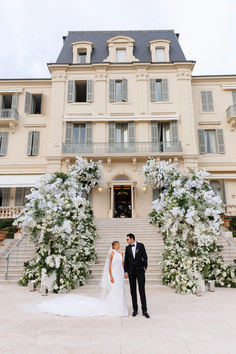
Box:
0 0 235 78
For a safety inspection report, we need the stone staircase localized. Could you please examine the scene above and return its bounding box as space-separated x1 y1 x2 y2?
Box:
0 237 35 284
87 218 164 285
218 236 236 265
1 219 235 287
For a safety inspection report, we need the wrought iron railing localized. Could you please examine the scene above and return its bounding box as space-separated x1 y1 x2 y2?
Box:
226 104 236 119
222 204 236 216
62 141 182 154
5 232 26 280
0 108 19 120
0 206 23 218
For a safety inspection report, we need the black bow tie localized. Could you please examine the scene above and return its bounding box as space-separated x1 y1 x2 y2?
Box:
131 244 135 247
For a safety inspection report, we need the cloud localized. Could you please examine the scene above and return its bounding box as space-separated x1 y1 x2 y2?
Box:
0 0 235 77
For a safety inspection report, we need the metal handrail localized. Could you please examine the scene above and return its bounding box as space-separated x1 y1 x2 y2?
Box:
5 232 26 280
221 231 236 265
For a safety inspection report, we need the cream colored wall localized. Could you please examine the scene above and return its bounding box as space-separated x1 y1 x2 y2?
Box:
1 64 236 217
0 80 51 174
192 76 236 206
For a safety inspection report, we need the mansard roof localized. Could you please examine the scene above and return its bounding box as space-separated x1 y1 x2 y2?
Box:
56 30 187 64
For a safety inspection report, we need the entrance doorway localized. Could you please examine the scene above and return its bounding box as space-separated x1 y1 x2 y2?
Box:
113 185 132 218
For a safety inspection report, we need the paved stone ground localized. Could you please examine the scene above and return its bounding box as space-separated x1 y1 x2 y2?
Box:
1 284 236 354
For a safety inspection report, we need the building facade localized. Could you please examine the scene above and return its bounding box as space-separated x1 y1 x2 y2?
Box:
0 30 235 219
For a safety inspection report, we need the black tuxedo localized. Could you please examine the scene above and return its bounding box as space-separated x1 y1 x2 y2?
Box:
124 242 148 313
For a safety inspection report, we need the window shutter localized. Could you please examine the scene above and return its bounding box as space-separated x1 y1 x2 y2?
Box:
162 79 169 101
170 121 178 141
85 123 92 144
232 91 236 105
65 122 73 145
207 91 214 111
109 79 115 102
32 131 40 156
121 78 128 102
108 122 115 144
201 91 213 111
222 179 227 204
0 132 9 156
27 131 33 156
86 80 93 102
150 79 156 102
11 93 18 110
25 92 31 113
2 188 10 206
15 188 23 206
0 94 2 109
217 129 225 154
67 80 75 102
198 129 206 154
151 121 158 142
152 188 159 201
128 121 135 143
23 187 31 205
151 121 159 152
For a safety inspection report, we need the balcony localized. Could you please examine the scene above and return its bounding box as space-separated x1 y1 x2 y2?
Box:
0 109 19 131
0 206 23 219
62 141 182 157
226 104 236 129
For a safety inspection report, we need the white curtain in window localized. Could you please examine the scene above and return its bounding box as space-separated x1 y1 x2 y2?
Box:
116 49 126 62
205 130 217 153
155 48 165 62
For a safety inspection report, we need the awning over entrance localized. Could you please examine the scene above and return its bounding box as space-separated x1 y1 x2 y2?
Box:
0 174 42 187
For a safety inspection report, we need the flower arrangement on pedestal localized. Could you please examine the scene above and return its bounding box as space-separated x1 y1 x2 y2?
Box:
142 158 236 294
14 157 102 293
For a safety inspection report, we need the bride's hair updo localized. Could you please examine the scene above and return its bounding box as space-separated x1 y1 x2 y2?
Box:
112 241 119 249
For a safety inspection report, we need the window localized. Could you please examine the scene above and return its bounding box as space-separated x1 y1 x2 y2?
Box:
0 132 9 156
75 81 87 102
150 79 169 102
0 188 10 206
25 93 42 114
210 181 223 200
15 187 31 206
198 129 224 154
109 79 128 102
67 80 93 103
65 122 92 153
0 93 18 114
115 123 128 143
116 49 126 62
155 48 165 62
201 91 214 112
108 121 135 152
27 131 40 156
151 121 179 152
77 50 87 64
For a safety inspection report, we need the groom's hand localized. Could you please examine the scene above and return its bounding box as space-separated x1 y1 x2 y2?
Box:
124 273 128 279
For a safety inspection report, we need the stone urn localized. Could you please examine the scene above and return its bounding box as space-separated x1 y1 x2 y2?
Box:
0 231 7 246
221 215 231 230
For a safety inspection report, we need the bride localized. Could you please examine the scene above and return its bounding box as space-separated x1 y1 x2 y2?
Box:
36 241 128 317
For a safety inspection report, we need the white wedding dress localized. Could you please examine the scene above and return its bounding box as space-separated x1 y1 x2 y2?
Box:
36 250 128 317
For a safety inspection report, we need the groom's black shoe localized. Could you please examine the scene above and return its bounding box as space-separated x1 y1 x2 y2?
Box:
132 311 138 317
143 312 150 318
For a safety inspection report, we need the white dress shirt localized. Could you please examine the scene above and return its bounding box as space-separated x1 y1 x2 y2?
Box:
131 241 137 258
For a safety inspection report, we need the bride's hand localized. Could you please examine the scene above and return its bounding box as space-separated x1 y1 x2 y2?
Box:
110 276 114 284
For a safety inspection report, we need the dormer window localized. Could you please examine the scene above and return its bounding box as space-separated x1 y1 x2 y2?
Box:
104 36 138 63
72 41 93 64
155 48 165 62
77 49 87 64
116 49 126 62
149 40 170 62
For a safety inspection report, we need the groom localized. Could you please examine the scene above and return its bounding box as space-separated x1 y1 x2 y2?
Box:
124 233 150 318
